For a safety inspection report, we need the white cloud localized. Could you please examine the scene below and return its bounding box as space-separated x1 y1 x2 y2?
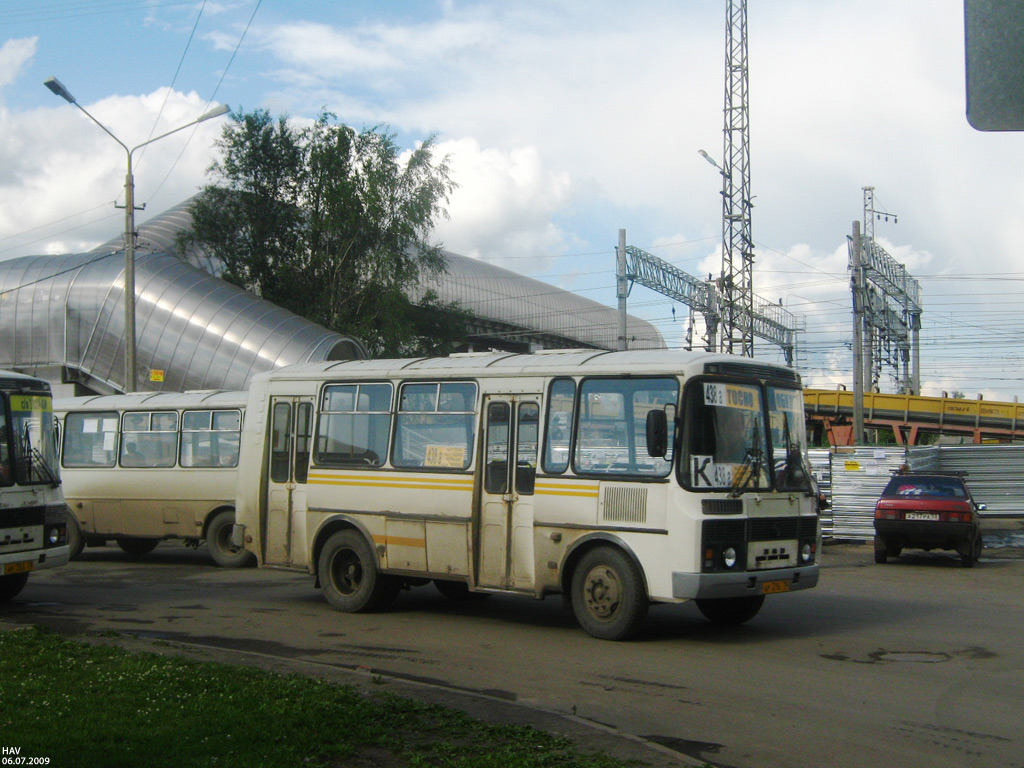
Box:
431 138 572 270
0 89 224 260
0 37 36 90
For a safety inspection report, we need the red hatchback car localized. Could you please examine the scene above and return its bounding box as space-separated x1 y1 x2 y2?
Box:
873 472 986 567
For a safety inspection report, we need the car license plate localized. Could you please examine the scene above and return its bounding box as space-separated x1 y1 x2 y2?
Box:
761 579 790 595
3 560 34 576
905 512 940 521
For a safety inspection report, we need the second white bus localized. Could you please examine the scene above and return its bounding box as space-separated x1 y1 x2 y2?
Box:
55 390 253 567
233 349 821 640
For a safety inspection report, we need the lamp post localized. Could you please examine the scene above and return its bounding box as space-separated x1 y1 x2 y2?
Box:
44 76 228 392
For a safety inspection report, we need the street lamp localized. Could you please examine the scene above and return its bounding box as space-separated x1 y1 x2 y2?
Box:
44 76 229 392
697 149 729 178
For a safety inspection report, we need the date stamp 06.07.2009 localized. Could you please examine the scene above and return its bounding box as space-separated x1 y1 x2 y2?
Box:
1 748 50 766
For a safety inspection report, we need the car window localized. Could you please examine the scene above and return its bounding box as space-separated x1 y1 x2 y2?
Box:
885 478 967 498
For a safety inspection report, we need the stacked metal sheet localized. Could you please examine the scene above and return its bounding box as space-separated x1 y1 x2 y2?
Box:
808 448 833 537
910 444 1024 517
828 447 910 540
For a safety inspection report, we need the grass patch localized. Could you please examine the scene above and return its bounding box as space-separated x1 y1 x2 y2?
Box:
0 627 637 768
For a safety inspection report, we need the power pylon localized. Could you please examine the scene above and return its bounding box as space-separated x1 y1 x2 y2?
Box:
719 0 755 356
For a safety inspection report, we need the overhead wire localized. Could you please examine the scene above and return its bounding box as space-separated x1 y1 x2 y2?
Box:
146 0 264 201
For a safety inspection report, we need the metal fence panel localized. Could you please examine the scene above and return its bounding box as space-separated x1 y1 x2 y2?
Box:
828 447 908 540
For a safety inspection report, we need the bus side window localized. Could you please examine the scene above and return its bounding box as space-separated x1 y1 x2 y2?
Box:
295 402 313 483
393 382 476 470
485 401 510 493
0 406 10 485
270 402 292 483
63 412 118 468
515 402 539 495
181 410 242 468
542 378 575 474
121 411 177 468
315 383 393 467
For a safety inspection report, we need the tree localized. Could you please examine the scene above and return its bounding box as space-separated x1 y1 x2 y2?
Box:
177 109 470 356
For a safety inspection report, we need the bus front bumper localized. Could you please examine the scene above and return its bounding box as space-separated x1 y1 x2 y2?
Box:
672 563 820 600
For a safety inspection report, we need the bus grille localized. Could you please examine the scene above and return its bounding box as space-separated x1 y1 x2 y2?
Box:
702 499 743 516
703 516 816 544
601 486 648 524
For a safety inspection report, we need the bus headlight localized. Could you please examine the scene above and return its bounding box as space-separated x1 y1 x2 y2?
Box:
723 546 738 569
800 543 814 563
48 527 61 545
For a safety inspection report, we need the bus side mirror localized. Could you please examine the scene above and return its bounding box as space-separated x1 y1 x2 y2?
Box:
646 410 668 458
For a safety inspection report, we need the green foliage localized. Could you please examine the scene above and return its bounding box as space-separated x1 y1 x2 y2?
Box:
178 109 469 357
0 627 632 768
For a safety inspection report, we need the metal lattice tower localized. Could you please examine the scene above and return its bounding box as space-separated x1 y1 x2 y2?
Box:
719 0 755 356
850 187 921 397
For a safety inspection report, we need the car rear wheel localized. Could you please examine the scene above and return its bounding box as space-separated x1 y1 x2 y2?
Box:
873 536 888 564
960 536 982 568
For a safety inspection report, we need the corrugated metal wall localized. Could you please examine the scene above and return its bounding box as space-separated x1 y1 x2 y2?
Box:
909 444 1024 517
827 447 909 540
808 448 833 537
821 443 1024 541
0 251 366 394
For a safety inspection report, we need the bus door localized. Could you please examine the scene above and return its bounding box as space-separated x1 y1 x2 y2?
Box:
477 395 540 591
263 397 314 567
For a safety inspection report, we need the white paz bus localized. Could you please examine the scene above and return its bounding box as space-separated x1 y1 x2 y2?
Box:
233 349 820 639
55 391 252 566
1 371 69 601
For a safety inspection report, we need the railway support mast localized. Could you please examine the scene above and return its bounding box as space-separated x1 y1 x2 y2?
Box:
719 0 755 356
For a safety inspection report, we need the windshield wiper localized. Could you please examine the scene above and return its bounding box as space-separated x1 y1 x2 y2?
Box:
730 421 763 498
30 446 60 486
778 412 813 492
21 426 59 486
729 447 762 498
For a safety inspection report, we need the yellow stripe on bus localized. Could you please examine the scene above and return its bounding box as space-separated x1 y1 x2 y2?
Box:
535 483 600 498
308 473 473 492
372 534 426 549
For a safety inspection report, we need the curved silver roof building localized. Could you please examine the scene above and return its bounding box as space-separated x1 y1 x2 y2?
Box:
0 250 366 394
0 199 663 394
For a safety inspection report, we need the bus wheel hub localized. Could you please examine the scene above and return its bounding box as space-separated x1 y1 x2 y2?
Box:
583 567 621 619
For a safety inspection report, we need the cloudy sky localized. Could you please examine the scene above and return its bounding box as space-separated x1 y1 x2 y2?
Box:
1 1 1022 398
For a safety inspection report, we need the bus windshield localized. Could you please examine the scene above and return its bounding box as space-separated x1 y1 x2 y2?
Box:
9 393 60 486
681 380 812 494
768 387 812 492
682 380 769 492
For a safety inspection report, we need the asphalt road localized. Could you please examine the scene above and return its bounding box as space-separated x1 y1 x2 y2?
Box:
3 541 1022 768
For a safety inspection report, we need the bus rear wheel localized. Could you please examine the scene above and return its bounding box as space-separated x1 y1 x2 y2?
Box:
571 546 648 641
695 594 765 626
319 530 399 612
117 538 159 557
434 579 489 601
206 510 255 568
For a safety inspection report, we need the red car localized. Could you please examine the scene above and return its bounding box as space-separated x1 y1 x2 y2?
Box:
873 472 985 567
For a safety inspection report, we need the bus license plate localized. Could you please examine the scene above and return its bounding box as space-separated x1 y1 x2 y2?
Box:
761 579 790 595
4 561 34 576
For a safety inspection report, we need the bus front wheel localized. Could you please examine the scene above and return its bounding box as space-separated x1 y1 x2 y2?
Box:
570 546 648 641
67 514 85 560
206 510 255 568
695 594 765 626
318 530 399 613
0 572 29 602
